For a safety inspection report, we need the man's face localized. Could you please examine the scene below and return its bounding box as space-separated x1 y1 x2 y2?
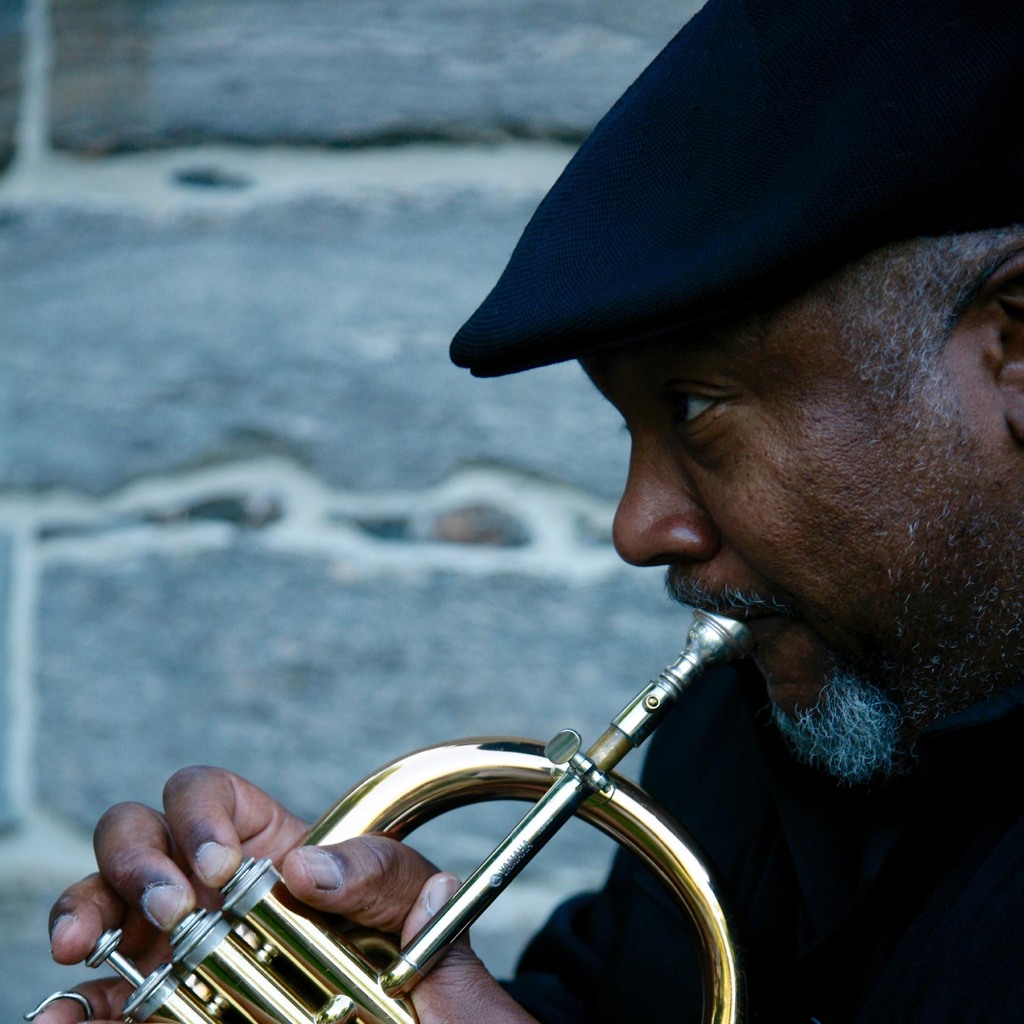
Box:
581 275 1021 756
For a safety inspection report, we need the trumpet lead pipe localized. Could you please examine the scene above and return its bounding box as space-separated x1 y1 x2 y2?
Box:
384 612 753 996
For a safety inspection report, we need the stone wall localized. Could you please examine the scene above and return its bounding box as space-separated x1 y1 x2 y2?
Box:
0 0 703 1014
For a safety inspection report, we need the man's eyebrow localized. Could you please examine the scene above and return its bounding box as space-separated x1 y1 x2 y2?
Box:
668 326 767 370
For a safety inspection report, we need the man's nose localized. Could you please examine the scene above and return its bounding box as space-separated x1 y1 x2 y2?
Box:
612 439 720 567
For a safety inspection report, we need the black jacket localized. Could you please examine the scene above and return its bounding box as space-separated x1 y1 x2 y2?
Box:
506 664 1024 1023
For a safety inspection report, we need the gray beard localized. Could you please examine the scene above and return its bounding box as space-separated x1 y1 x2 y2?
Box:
665 577 909 786
769 669 904 785
665 466 1023 787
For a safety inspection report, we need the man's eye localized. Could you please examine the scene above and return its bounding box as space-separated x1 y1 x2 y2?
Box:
672 393 715 423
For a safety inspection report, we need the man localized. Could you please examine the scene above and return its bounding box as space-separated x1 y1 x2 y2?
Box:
39 0 1024 1021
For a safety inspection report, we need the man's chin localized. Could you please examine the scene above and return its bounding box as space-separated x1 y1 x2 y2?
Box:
745 616 839 715
770 667 909 786
740 619 910 785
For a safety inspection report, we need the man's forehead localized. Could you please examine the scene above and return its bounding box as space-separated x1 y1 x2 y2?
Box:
579 314 774 389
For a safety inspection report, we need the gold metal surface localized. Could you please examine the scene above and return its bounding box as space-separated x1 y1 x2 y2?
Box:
29 611 750 1024
308 738 740 1024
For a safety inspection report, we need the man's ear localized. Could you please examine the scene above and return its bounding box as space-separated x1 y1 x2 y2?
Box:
995 266 1024 443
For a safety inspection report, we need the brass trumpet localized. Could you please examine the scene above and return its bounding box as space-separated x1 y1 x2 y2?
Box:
28 611 753 1024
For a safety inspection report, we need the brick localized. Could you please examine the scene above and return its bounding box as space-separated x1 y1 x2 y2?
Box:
37 546 689 855
0 891 76 1022
0 196 628 498
50 0 699 153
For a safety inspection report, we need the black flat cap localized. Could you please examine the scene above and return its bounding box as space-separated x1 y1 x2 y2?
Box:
451 0 1024 377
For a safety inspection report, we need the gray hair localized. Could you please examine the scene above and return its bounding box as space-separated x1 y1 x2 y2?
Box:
823 226 1024 404
770 669 904 785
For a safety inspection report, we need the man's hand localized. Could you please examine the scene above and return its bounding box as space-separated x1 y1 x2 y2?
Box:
39 766 537 1024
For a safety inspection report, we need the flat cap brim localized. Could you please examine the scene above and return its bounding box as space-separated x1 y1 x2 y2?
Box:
450 0 1024 377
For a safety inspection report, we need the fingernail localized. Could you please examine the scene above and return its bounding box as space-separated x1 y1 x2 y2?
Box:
49 912 76 949
296 847 343 891
195 841 233 885
142 882 188 930
424 874 461 917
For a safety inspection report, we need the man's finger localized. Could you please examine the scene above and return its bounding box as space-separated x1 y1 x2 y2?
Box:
399 873 541 1024
48 873 130 966
161 765 308 890
280 835 440 934
411 943 540 1024
91 801 197 933
26 977 131 1024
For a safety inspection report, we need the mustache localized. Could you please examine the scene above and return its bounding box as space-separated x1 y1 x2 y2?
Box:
665 572 796 619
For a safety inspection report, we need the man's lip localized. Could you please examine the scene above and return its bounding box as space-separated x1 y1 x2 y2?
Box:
729 613 800 655
690 611 830 712
742 613 796 635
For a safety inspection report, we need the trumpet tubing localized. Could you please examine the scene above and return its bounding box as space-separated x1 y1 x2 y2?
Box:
28 611 753 1024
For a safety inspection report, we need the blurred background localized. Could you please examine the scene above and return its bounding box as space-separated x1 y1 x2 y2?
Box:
0 0 703 1014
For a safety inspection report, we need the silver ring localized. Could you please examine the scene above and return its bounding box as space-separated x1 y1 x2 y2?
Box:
24 990 96 1021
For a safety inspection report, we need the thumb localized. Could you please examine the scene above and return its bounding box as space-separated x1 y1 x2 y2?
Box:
400 872 462 946
403 874 540 1024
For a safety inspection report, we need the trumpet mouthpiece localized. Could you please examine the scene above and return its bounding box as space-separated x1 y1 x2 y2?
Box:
688 611 755 664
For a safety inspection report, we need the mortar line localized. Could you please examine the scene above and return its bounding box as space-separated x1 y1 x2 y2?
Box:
12 0 51 174
2 457 620 582
6 523 39 819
